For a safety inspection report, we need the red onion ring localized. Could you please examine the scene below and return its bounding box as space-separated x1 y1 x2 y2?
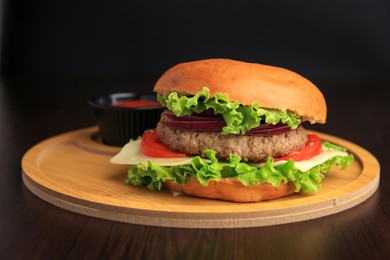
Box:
161 120 226 131
161 110 294 135
245 123 292 136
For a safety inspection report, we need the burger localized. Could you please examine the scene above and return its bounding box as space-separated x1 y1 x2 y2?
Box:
111 59 353 202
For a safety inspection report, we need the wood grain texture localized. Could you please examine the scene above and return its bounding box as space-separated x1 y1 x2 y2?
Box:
21 127 380 228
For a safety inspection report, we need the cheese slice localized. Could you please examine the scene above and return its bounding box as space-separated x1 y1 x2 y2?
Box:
111 140 348 172
250 149 348 172
110 140 202 166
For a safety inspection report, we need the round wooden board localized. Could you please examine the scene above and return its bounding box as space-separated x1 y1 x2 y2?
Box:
21 127 380 228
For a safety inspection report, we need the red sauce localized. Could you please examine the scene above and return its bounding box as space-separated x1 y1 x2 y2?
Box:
112 100 161 108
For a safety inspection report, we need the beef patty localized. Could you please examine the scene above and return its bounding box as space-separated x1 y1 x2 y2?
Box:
156 120 308 162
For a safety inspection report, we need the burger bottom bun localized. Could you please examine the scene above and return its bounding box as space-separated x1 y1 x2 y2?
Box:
164 179 297 203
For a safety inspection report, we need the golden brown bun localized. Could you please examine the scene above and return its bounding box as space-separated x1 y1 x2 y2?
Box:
154 59 327 123
164 179 297 202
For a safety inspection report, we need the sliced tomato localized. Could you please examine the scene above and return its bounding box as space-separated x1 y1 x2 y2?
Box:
275 134 322 162
141 130 187 158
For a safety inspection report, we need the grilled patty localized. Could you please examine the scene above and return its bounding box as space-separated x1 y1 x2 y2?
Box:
156 120 308 162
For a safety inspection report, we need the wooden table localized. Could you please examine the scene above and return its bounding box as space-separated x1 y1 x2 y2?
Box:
1 77 389 259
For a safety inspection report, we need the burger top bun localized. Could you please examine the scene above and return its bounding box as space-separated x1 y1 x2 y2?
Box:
154 58 327 124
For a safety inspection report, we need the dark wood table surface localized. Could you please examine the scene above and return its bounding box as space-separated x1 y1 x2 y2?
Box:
1 77 389 259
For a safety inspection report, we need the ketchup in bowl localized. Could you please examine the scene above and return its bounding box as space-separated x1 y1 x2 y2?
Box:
89 92 164 146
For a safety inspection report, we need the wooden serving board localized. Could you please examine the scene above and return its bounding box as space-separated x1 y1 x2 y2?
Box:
22 127 380 228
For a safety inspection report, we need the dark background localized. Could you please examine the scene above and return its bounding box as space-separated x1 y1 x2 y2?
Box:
1 0 390 85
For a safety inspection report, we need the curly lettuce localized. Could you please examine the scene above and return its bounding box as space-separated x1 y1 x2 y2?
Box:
126 148 354 194
157 87 301 135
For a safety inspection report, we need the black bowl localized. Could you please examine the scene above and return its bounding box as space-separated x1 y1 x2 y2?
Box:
89 92 165 146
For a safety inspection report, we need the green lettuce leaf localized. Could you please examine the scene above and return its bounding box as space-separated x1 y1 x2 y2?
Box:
126 148 354 194
322 141 347 152
157 87 301 134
